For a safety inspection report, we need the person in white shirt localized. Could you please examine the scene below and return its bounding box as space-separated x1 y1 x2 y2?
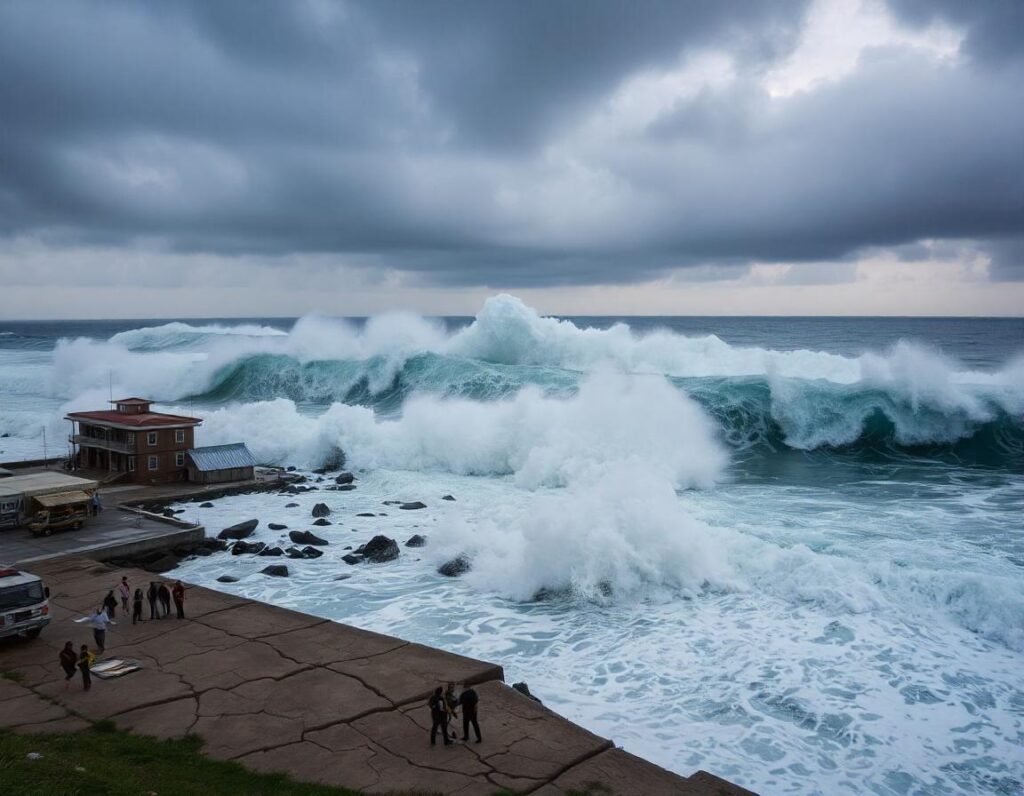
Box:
74 607 116 653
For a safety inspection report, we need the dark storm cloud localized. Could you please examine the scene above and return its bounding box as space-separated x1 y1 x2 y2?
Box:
0 0 1021 289
887 0 1024 62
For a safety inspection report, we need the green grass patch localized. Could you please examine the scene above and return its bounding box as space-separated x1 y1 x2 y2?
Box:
0 726 366 796
1 670 26 684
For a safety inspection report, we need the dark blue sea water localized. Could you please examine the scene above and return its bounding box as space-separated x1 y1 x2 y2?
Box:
1 297 1022 794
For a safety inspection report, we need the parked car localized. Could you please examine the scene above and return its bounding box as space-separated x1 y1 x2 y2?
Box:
0 567 50 640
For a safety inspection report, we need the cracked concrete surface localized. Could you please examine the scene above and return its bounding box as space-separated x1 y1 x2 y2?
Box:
0 557 754 795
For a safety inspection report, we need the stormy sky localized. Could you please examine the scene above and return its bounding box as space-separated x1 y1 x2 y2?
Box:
0 0 1022 317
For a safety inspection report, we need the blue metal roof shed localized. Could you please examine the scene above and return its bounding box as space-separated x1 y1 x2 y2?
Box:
186 443 256 483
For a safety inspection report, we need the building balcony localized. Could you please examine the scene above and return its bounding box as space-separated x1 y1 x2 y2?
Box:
70 434 135 453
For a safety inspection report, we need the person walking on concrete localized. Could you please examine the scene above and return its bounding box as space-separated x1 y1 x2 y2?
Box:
132 588 144 624
429 686 452 746
74 607 115 653
78 644 94 691
102 590 117 619
118 576 130 614
171 580 186 619
90 493 99 516
147 581 159 619
59 642 77 690
459 683 482 743
157 582 171 618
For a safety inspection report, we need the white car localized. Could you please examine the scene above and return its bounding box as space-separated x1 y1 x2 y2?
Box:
0 566 50 640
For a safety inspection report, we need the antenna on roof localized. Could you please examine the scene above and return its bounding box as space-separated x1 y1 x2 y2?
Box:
109 370 113 403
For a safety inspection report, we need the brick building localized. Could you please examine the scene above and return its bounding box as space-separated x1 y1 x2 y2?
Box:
66 398 202 484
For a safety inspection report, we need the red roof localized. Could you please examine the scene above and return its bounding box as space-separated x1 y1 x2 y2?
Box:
110 397 151 405
66 410 202 427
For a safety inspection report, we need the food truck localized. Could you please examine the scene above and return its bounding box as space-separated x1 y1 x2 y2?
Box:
0 472 98 532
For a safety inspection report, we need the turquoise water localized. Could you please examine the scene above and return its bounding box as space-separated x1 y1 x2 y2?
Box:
1 297 1022 794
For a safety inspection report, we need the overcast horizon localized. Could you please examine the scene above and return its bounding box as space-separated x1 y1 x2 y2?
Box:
1 0 1022 319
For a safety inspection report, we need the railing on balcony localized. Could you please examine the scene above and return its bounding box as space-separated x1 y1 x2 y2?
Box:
70 434 135 453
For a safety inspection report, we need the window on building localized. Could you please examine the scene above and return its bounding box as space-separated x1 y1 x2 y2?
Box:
128 457 135 472
175 429 185 443
148 455 158 471
175 452 184 467
147 431 157 446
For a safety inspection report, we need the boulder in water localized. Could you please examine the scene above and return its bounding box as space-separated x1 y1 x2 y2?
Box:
289 530 328 546
199 502 215 508
285 502 299 508
356 512 376 517
311 503 331 518
217 519 259 540
405 534 427 548
261 565 289 578
438 555 470 577
342 553 364 565
360 535 400 563
441 494 456 501
400 501 427 511
334 472 355 485
231 541 266 556
258 546 284 557
268 523 288 531
216 575 239 583
312 518 332 526
332 484 356 492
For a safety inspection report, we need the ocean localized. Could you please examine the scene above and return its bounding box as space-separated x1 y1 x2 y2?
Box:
1 295 1022 794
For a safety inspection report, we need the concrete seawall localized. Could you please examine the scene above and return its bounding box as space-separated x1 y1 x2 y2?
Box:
0 556 755 795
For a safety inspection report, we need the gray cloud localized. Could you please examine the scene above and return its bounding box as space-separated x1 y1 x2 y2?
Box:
0 0 1021 291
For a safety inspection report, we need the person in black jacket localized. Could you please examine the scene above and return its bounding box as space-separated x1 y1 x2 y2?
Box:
428 686 452 746
147 581 159 619
157 582 171 618
132 588 144 624
459 683 482 743
102 590 117 619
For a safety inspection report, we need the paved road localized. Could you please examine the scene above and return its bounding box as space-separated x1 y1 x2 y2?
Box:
0 557 754 796
0 509 189 565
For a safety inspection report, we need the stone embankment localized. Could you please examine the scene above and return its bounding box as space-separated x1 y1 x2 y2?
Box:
0 556 754 795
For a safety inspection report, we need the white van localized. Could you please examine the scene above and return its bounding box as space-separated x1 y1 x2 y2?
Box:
0 567 50 639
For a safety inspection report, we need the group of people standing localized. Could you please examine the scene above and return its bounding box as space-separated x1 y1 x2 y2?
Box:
428 682 482 746
63 575 188 691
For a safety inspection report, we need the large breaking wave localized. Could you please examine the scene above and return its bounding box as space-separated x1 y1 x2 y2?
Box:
46 295 1024 465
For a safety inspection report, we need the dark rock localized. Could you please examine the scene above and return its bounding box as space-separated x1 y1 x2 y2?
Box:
512 682 542 704
405 534 427 548
199 502 215 508
173 545 195 557
311 503 331 518
286 466 297 471
382 500 403 506
268 523 288 531
261 565 289 577
316 476 324 482
356 512 376 517
285 486 301 495
334 472 355 485
441 495 456 501
216 575 239 583
217 519 259 540
342 554 365 565
333 484 356 491
438 555 471 577
231 541 266 556
200 538 229 552
334 574 352 581
284 546 324 559
400 501 427 511
361 535 400 563
144 554 179 574
312 518 332 526
344 546 352 550
289 530 328 546
285 502 299 508
193 547 213 557
258 546 284 557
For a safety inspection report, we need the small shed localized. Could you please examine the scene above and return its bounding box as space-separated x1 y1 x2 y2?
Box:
186 443 256 484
